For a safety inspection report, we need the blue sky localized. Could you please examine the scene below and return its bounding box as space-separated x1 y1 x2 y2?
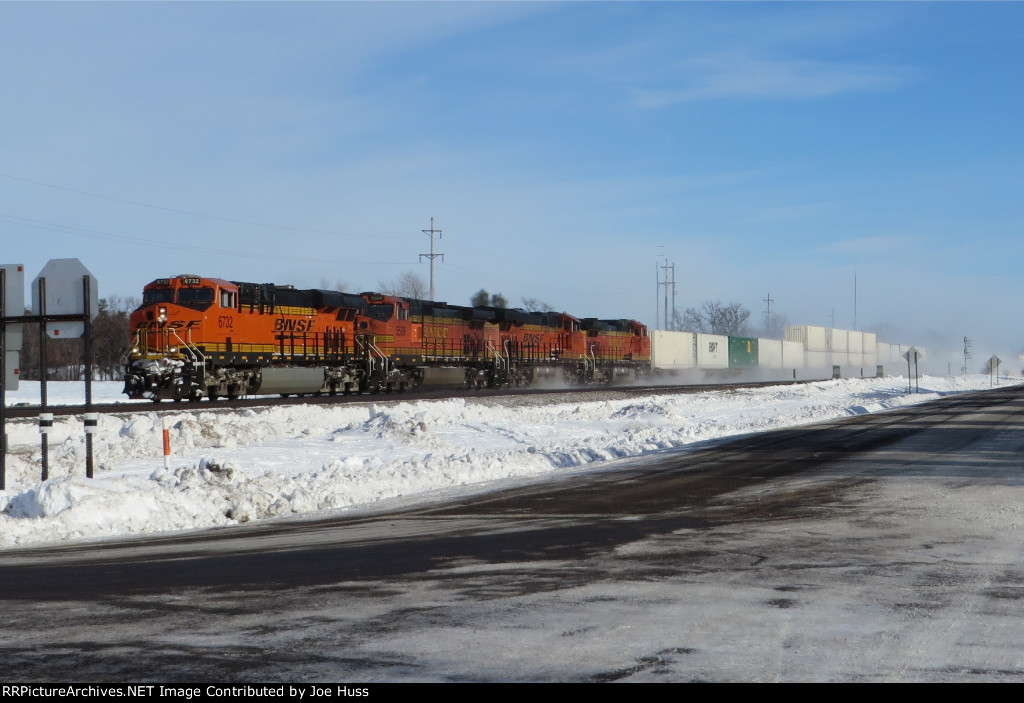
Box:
2 1 1022 363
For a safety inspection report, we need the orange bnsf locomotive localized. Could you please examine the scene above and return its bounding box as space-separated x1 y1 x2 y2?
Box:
123 274 651 401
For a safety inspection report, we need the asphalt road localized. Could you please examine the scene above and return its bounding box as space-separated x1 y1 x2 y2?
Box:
2 385 1023 682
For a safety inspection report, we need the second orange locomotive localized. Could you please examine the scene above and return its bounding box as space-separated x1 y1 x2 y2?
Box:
124 275 651 401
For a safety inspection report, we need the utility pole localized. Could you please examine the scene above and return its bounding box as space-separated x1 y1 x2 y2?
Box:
419 217 444 301
853 268 857 331
671 265 677 331
963 336 973 374
656 259 674 330
763 292 774 332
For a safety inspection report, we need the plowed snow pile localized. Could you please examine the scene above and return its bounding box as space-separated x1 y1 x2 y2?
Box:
0 375 1008 548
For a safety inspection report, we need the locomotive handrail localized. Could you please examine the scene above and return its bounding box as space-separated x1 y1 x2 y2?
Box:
357 335 390 374
487 341 507 373
170 327 204 365
120 330 143 365
370 338 389 372
355 335 372 372
584 344 598 379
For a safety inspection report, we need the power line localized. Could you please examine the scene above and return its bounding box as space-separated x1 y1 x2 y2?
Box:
0 212 409 266
0 172 417 240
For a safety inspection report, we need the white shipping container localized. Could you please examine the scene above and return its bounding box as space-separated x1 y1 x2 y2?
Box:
876 342 892 364
862 333 879 370
782 340 804 368
650 330 695 370
878 342 908 366
695 333 729 369
829 328 849 352
805 350 831 369
757 338 783 369
862 332 877 357
847 331 862 365
787 325 829 352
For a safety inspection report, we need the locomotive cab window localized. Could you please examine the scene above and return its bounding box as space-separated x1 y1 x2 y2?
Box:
366 303 394 321
220 290 236 308
143 289 175 306
176 287 215 309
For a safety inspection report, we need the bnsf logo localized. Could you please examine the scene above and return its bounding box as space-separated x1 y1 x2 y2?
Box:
273 318 314 332
136 321 200 330
522 333 543 345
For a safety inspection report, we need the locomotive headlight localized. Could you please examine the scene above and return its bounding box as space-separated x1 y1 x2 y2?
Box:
131 346 139 354
158 306 167 322
168 346 178 354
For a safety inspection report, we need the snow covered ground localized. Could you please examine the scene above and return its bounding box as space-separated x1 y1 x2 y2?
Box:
0 375 1014 550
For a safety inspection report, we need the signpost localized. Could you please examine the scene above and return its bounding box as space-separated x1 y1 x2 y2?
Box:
31 259 99 479
0 259 99 488
0 265 25 491
988 355 1002 387
903 346 923 393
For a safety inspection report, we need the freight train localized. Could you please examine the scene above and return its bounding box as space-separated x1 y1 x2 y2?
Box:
122 274 911 401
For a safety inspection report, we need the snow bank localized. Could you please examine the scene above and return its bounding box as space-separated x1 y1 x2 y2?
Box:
0 375 1011 549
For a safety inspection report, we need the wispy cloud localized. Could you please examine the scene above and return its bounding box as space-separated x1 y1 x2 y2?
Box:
819 234 923 257
632 51 914 108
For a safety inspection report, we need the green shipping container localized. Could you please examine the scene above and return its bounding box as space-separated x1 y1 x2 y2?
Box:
728 337 758 368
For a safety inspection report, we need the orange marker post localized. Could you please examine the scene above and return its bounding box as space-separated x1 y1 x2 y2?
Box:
162 417 171 469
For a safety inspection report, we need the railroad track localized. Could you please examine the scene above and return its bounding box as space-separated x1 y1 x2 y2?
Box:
1 377 831 420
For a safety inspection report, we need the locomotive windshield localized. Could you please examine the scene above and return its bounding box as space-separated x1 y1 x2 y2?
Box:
176 287 215 309
364 303 394 321
143 289 175 306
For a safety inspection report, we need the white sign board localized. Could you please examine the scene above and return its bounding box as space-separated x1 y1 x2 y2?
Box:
902 346 924 362
31 258 99 339
1 263 25 351
3 350 18 391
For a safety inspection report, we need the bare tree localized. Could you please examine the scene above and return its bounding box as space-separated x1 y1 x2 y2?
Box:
751 312 789 339
18 295 139 381
703 301 751 336
674 307 705 333
318 277 350 292
92 295 139 380
378 271 428 299
521 297 554 313
675 301 751 336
